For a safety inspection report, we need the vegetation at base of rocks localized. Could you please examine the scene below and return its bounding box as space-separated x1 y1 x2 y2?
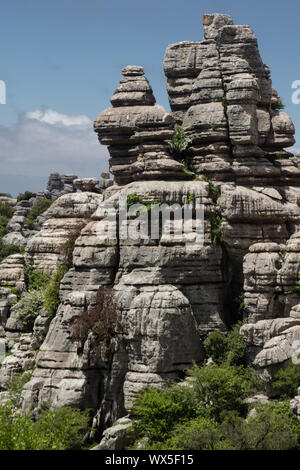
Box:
0 202 15 220
0 401 90 450
2 283 21 299
44 264 69 318
203 322 247 367
16 191 36 202
14 288 46 331
209 213 224 247
272 359 300 398
24 199 53 229
271 98 285 110
0 242 25 263
167 124 190 156
24 265 51 291
71 287 122 348
127 325 300 450
5 370 33 407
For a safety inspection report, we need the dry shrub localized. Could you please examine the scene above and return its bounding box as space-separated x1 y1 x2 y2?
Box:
71 287 122 348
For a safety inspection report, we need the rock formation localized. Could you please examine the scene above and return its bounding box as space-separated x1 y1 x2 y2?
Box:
0 13 299 443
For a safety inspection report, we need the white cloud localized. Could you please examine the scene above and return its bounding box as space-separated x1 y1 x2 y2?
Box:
26 109 91 127
0 108 109 179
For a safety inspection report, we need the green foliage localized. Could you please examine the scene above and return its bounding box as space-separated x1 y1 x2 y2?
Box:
14 288 46 331
24 199 52 229
209 213 223 247
272 359 300 398
129 384 200 444
271 98 285 110
203 323 247 367
126 193 144 208
5 370 33 407
181 158 195 176
186 193 195 204
167 124 190 156
44 264 68 318
221 401 300 450
2 284 21 299
157 416 230 450
0 242 25 262
0 202 15 219
0 402 89 450
16 191 36 202
24 265 51 291
188 363 252 420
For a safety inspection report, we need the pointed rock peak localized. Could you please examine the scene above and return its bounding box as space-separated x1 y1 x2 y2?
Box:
202 13 234 39
110 65 156 107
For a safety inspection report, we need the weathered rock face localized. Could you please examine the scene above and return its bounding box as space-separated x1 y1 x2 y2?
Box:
94 66 187 184
164 14 296 185
46 173 77 201
25 192 103 273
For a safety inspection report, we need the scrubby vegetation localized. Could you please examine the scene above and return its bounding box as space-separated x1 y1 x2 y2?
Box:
127 325 300 450
0 401 90 450
271 98 285 110
44 264 68 318
167 124 190 155
24 199 52 229
0 242 25 263
16 191 36 202
14 288 46 331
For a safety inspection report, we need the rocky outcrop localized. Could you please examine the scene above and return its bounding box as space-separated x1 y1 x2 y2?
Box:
94 66 187 184
25 192 103 273
46 173 77 201
0 12 299 447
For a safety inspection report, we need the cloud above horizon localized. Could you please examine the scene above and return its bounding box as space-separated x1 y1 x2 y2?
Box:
0 108 109 178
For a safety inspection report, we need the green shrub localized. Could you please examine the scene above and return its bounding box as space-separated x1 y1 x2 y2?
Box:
188 363 252 420
162 416 230 450
167 124 190 155
210 213 223 247
129 384 199 443
272 359 300 398
24 265 50 291
271 98 285 110
24 199 52 229
203 330 227 364
0 242 25 262
17 191 36 202
221 401 300 450
0 402 89 450
44 264 68 318
0 202 14 219
5 370 33 407
126 193 144 208
14 288 45 331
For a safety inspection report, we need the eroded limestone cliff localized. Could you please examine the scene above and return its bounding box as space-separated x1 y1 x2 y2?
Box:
0 13 300 443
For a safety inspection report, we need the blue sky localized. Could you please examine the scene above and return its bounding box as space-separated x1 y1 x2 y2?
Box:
0 0 299 193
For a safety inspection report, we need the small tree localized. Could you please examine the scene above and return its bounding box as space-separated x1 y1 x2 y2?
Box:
71 287 122 348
